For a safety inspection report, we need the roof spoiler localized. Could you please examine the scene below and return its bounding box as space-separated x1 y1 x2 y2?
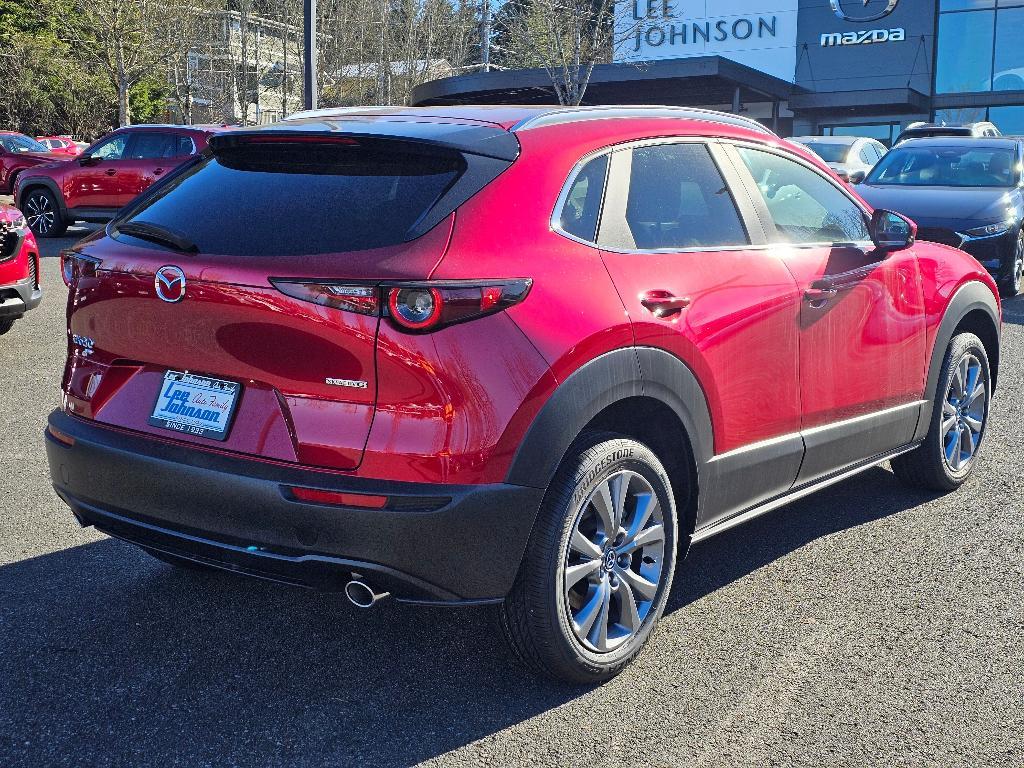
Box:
208 119 521 162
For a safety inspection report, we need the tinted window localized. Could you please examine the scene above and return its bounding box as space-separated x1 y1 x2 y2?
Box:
612 143 747 250
0 134 48 153
175 135 196 156
867 145 1016 187
91 135 128 160
737 148 870 244
799 142 849 163
559 154 608 243
129 132 177 159
119 142 464 256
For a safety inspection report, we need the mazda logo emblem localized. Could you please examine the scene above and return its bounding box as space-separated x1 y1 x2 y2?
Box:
830 0 899 22
155 265 186 303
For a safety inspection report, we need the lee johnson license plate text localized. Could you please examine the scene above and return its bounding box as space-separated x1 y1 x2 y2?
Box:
148 371 240 441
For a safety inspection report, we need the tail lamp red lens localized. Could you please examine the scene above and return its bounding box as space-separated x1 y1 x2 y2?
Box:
60 250 100 287
269 279 531 333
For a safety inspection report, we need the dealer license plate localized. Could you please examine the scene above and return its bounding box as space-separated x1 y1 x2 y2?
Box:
149 370 241 441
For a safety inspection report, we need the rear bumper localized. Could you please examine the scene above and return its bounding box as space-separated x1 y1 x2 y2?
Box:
46 410 544 604
0 274 41 318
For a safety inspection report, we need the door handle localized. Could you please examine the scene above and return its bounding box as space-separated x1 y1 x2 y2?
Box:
803 285 838 308
640 290 691 318
104 168 116 176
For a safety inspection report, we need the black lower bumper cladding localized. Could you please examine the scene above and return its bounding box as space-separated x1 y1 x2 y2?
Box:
46 410 544 604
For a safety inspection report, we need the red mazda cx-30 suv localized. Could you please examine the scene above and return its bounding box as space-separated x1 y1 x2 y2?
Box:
46 106 1000 683
15 124 224 238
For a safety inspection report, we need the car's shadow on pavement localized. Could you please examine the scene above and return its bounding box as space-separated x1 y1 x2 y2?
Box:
0 467 934 766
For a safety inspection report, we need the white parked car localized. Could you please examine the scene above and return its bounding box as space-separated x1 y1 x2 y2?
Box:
789 135 888 183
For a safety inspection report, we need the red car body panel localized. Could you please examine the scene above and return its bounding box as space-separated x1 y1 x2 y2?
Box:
0 204 41 325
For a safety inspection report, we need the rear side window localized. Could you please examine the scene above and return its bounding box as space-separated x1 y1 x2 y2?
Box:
118 142 464 256
737 147 870 244
558 154 608 243
607 143 748 251
129 132 177 159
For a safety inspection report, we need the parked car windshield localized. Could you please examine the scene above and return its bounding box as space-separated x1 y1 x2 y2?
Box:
117 141 464 256
0 134 49 153
866 145 1017 187
797 142 850 164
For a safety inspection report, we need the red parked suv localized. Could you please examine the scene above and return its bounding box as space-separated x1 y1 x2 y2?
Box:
45 106 1000 683
15 125 221 238
0 132 61 195
0 204 41 335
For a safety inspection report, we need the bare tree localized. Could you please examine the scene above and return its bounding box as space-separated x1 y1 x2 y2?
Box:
55 0 205 125
495 0 642 105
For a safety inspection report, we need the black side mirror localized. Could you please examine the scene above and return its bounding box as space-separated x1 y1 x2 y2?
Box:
848 170 866 184
870 209 916 252
79 154 97 166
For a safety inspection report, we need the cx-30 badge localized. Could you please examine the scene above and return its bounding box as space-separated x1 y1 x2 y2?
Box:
830 0 899 22
155 265 186 303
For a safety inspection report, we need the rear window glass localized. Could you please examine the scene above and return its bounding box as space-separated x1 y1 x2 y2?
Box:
119 143 464 255
798 142 850 163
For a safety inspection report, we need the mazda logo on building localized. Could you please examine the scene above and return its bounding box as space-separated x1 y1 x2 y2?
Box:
830 0 899 23
154 265 187 303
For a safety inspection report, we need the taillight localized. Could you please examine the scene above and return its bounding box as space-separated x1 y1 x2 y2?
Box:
270 279 532 333
60 250 100 287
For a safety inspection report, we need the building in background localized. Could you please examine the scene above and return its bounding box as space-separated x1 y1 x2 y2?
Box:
410 0 1024 143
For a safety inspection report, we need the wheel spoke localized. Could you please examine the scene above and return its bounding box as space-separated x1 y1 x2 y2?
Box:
967 378 986 408
621 523 665 555
610 473 629 531
574 581 605 639
941 401 958 435
585 579 612 652
617 566 657 601
590 480 615 535
569 528 602 560
565 558 601 589
963 413 984 434
960 423 976 459
624 492 658 542
616 578 642 632
952 359 967 401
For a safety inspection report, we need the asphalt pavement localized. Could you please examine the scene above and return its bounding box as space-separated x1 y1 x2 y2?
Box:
0 220 1022 767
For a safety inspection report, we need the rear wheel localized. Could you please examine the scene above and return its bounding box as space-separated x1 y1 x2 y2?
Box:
892 332 991 491
999 230 1023 298
500 431 678 683
0 317 15 336
23 188 66 238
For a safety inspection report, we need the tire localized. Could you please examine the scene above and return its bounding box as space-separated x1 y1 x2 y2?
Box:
0 317 15 336
998 230 1023 298
499 430 679 684
892 332 991 491
22 187 67 238
141 546 219 572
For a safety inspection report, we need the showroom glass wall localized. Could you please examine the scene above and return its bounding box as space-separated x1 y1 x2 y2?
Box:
935 0 1024 133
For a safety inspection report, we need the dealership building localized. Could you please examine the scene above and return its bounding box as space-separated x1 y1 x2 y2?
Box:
409 0 1024 144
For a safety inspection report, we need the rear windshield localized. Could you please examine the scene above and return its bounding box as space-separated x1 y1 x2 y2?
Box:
866 145 1017 187
798 142 850 164
117 142 464 255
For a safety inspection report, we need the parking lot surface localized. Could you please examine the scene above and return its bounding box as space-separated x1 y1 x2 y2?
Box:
1 221 1022 767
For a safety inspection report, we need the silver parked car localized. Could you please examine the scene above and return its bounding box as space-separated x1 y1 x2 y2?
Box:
789 135 888 183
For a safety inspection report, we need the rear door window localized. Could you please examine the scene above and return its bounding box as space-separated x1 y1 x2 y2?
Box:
129 132 177 159
602 142 748 251
117 141 465 256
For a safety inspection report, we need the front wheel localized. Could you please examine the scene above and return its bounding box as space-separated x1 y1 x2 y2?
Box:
499 431 679 683
23 188 67 238
0 317 15 336
892 332 991 491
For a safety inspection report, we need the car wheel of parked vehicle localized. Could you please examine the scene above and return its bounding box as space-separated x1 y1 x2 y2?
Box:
141 546 219 572
892 332 990 491
500 431 678 683
23 188 66 238
999 231 1024 298
0 317 15 336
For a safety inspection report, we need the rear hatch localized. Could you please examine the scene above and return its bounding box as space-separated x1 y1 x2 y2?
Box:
61 119 519 470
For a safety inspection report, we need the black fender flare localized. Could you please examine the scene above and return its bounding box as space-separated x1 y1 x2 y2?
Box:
913 280 1001 442
505 346 714 490
15 176 68 220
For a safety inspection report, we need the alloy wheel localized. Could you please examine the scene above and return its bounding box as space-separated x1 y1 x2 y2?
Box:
563 470 666 653
941 352 987 472
1013 233 1024 293
25 193 54 235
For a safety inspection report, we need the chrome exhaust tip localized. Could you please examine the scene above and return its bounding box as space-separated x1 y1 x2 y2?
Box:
345 579 389 609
